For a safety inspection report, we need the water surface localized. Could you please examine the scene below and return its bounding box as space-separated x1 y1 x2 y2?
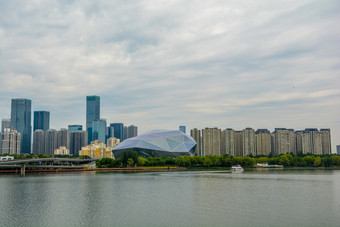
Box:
0 169 339 227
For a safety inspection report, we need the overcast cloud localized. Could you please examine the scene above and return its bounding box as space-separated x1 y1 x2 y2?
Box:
0 0 339 151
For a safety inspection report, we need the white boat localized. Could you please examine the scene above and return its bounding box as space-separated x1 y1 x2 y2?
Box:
231 165 244 172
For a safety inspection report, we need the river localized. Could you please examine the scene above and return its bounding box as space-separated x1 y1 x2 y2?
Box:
0 169 339 227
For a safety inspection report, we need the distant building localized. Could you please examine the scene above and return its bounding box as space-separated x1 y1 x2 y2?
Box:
123 126 128 141
320 129 331 155
109 123 124 142
68 125 82 133
81 140 114 159
107 137 120 149
11 98 31 154
86 96 100 144
190 128 201 156
302 128 322 155
273 128 296 155
1 119 11 132
0 128 21 155
57 128 69 149
127 125 138 138
337 145 340 155
54 146 70 156
255 129 271 156
235 131 243 156
243 128 255 156
221 128 235 156
92 119 107 143
202 128 221 156
45 129 58 156
33 129 45 155
179 126 186 134
33 111 50 131
295 130 304 154
70 130 88 156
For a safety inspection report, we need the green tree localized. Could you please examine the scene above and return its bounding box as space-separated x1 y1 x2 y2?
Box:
127 158 134 167
137 157 147 166
313 157 321 167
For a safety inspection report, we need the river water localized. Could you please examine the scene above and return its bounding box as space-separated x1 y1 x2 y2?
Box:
0 169 339 227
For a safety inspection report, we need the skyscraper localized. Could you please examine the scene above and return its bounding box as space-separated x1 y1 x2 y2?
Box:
109 123 124 141
68 125 83 133
123 126 128 141
33 129 45 155
70 130 88 156
320 129 331 155
221 128 235 156
273 128 296 155
1 119 11 132
255 129 271 156
179 126 186 134
92 119 107 143
11 98 32 154
127 125 138 138
243 128 255 156
57 128 70 149
45 129 58 156
235 131 243 156
86 96 100 143
190 128 201 156
202 128 221 156
33 111 50 131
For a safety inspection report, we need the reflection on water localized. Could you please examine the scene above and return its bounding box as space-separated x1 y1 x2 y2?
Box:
0 170 340 227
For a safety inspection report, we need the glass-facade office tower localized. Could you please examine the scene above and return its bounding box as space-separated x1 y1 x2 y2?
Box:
68 125 83 133
1 119 11 132
34 111 50 131
11 99 32 154
86 96 100 144
109 123 124 141
92 119 107 143
127 125 138 138
179 126 186 134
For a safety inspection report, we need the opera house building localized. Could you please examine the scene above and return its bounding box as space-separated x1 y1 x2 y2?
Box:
113 130 196 158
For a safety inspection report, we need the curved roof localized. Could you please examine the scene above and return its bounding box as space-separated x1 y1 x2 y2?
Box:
113 130 196 153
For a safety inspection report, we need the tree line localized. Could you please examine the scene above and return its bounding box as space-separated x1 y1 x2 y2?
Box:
95 151 340 168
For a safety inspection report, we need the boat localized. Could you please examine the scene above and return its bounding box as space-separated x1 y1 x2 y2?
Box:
231 165 244 172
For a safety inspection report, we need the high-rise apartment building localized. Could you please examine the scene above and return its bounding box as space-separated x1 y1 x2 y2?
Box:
320 129 331 155
273 128 296 155
235 131 243 156
1 119 11 132
221 128 235 156
33 111 50 131
92 119 107 143
243 128 255 156
127 125 138 138
302 128 322 154
70 130 88 156
68 125 82 133
179 126 186 134
33 129 45 155
337 145 340 155
255 129 271 156
45 129 58 156
109 123 124 142
11 98 32 154
86 96 100 144
202 128 221 156
0 128 21 155
295 130 303 154
57 128 69 149
190 128 201 156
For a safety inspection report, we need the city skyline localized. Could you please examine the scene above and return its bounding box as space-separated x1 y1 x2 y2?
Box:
0 1 339 152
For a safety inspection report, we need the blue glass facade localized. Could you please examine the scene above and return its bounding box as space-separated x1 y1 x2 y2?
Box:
109 123 124 141
86 96 100 144
179 126 186 134
113 130 196 158
34 111 50 131
92 119 107 143
11 99 32 154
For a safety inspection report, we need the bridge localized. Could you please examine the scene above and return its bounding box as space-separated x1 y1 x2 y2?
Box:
0 158 96 176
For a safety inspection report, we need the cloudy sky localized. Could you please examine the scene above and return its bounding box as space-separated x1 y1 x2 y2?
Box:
0 0 339 151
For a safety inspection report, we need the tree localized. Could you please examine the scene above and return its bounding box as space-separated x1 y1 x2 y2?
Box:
127 158 134 167
137 157 147 166
313 157 321 167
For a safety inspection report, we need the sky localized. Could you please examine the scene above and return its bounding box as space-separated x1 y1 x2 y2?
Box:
0 0 339 152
